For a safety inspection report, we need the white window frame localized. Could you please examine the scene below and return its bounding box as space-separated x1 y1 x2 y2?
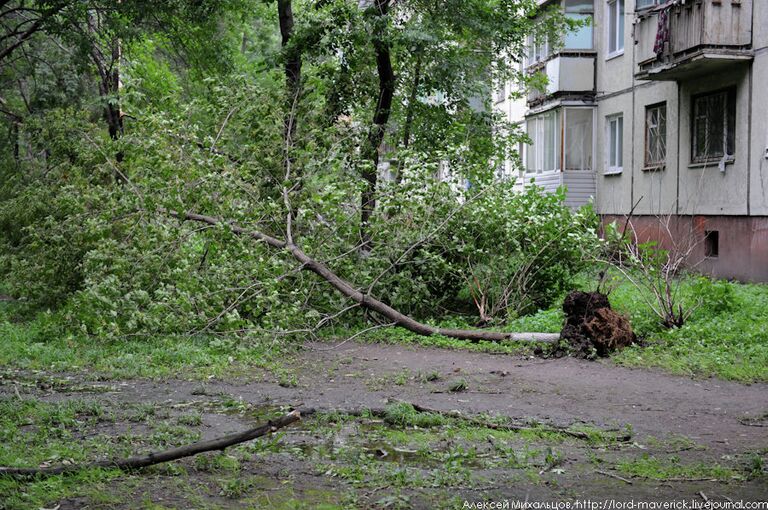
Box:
644 102 667 168
525 110 560 175
562 106 596 172
605 113 623 175
606 0 625 59
526 32 550 67
563 0 595 51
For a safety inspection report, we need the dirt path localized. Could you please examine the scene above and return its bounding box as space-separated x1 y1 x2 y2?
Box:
2 341 767 508
294 342 768 453
64 341 764 452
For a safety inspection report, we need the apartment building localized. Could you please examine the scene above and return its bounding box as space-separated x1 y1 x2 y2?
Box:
497 0 768 281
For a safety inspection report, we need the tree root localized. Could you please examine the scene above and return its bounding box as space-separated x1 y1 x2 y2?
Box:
0 410 301 477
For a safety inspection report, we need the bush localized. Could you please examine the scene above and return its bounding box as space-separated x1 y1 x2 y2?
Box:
364 177 600 322
688 276 737 316
0 106 600 338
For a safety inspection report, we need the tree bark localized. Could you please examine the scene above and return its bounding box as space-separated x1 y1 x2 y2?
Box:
88 7 124 178
402 51 422 150
277 0 302 174
170 210 559 344
0 410 301 477
360 0 395 251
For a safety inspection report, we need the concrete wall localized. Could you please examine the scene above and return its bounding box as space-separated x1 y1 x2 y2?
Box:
749 16 768 214
595 92 633 215
630 81 679 216
677 65 751 215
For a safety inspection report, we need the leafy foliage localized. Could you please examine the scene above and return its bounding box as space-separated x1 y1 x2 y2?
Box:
0 0 598 340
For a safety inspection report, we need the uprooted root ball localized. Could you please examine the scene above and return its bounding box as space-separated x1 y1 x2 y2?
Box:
552 291 636 359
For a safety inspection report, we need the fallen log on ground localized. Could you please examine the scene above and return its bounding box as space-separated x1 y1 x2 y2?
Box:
0 410 301 477
168 210 559 344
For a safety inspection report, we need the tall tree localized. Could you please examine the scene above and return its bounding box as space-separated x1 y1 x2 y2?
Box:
359 0 394 251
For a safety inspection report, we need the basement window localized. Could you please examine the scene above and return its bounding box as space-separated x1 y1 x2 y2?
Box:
704 231 719 258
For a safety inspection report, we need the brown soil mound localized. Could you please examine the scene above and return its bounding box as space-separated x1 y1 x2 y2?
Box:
558 291 636 358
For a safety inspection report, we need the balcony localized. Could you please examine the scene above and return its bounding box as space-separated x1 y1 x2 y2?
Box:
527 52 596 105
635 0 753 81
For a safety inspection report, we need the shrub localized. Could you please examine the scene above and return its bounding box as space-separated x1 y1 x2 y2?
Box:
0 106 600 338
364 178 600 322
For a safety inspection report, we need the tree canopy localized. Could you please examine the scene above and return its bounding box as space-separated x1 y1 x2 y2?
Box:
0 0 596 340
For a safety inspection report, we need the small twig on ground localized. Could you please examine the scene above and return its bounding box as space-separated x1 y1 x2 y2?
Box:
0 410 301 477
738 417 768 427
660 477 718 482
698 492 709 503
596 470 633 484
312 321 397 352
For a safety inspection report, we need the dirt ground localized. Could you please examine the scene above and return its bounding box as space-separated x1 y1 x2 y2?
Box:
2 340 767 509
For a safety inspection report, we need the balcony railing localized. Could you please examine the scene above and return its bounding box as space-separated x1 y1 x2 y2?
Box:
635 0 753 81
527 52 596 105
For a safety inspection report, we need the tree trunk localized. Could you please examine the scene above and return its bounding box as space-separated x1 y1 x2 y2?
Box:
360 0 395 252
12 120 19 163
277 0 302 173
170 210 559 344
88 7 124 180
402 51 422 150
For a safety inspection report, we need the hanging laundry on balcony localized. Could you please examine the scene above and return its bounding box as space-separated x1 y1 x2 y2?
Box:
653 4 672 57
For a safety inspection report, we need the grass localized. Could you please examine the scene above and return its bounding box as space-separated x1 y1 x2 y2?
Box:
4 269 768 385
617 454 738 481
0 303 293 380
1 395 763 509
0 398 123 509
607 276 768 383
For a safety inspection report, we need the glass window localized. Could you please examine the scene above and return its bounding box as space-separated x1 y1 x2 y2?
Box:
607 0 625 56
564 108 594 171
692 89 736 163
606 114 623 174
526 31 550 66
645 103 667 167
525 110 560 174
564 0 594 50
636 0 659 10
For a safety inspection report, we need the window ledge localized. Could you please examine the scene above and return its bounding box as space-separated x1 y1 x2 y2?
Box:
688 158 735 169
603 169 623 176
642 164 665 172
606 50 625 61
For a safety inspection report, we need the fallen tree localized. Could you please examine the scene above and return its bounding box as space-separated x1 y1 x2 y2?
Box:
0 410 301 477
168 210 559 344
